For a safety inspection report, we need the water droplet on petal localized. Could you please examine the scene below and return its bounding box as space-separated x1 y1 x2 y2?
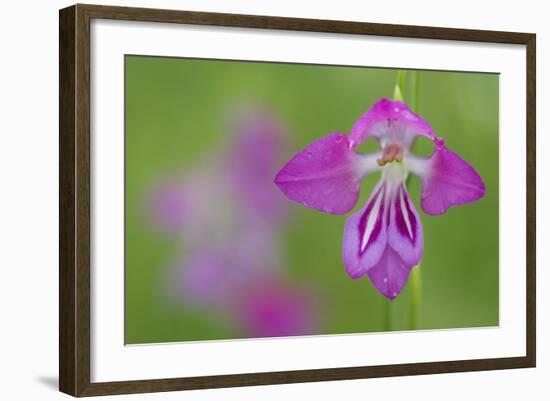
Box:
383 277 388 283
306 151 313 159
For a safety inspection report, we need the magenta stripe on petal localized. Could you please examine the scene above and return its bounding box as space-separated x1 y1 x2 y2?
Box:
394 186 414 241
343 182 388 279
396 185 419 244
274 132 362 215
387 184 423 267
420 139 486 215
358 185 385 256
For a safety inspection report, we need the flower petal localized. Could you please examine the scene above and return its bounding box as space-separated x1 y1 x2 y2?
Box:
367 246 414 300
387 183 423 266
343 182 388 278
275 132 369 215
350 98 435 149
419 139 486 215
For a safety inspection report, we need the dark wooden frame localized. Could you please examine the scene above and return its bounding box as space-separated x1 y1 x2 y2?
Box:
59 3 536 397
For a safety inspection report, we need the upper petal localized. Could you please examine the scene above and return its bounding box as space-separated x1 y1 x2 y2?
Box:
342 181 388 278
387 183 423 266
367 247 415 300
350 98 435 149
417 139 486 215
275 132 374 215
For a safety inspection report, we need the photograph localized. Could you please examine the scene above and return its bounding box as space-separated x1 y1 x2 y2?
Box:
124 56 498 344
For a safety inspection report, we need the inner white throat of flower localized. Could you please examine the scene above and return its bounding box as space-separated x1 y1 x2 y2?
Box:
377 141 409 184
355 140 430 183
381 160 408 184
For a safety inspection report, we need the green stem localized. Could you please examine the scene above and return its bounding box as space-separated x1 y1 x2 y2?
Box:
393 70 407 101
384 299 392 331
409 70 421 112
394 69 423 330
408 264 422 329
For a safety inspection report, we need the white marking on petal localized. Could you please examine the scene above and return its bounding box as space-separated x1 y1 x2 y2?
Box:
399 187 414 239
405 154 431 178
360 189 384 253
355 152 383 178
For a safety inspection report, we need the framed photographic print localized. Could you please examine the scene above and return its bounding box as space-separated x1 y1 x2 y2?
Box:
59 3 536 397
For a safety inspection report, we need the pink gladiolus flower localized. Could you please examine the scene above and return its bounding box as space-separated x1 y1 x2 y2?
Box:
275 98 485 300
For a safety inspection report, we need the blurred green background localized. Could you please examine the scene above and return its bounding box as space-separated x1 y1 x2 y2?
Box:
125 55 499 344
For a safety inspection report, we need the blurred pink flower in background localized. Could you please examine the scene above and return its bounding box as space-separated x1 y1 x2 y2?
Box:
233 279 319 338
147 107 321 339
